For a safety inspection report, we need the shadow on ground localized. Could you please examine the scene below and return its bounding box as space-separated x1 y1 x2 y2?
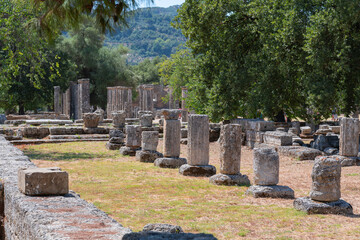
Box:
23 150 114 161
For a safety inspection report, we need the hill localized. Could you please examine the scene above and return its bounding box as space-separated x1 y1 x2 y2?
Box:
105 6 186 64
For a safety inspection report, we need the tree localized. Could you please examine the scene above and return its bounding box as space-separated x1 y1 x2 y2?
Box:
0 0 74 114
172 0 360 122
31 0 154 39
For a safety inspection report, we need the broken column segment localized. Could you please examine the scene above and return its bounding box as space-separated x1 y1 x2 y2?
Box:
246 147 294 198
18 168 69 196
112 111 126 129
120 125 142 156
106 129 125 150
179 114 216 177
339 117 359 157
209 124 250 186
136 131 163 163
154 110 186 168
140 114 153 128
294 156 353 215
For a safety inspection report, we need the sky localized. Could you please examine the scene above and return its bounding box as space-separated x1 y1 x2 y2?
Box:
139 0 185 8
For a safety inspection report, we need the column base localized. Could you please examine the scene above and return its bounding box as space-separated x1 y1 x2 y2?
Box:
154 157 187 168
119 146 140 156
136 150 163 163
209 173 250 186
179 164 216 177
246 185 294 199
106 143 123 150
293 197 353 215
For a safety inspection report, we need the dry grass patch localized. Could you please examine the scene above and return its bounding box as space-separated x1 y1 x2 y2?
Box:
19 141 360 240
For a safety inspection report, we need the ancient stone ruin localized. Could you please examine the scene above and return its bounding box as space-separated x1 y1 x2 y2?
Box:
154 110 186 168
120 125 142 156
136 131 163 163
179 114 216 177
294 156 353 214
209 124 250 186
246 147 294 198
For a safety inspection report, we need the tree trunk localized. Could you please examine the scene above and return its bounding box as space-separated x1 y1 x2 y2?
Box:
274 110 285 122
18 104 25 115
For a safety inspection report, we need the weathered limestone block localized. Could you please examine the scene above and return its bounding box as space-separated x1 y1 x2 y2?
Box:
219 124 241 175
162 109 182 120
106 143 123 150
288 127 298 136
253 148 279 185
339 117 359 157
18 168 68 196
49 127 84 135
209 173 250 186
83 127 109 134
136 150 163 163
22 127 50 139
179 164 216 177
125 125 142 148
300 126 312 135
293 197 353 215
142 131 158 151
94 107 105 122
330 126 340 134
310 156 341 202
277 146 323 160
187 114 209 165
140 114 153 127
246 185 294 199
247 121 275 131
246 130 264 143
276 127 286 132
83 113 100 128
263 131 292 146
154 157 187 168
163 120 181 158
291 121 301 135
110 129 124 138
319 125 330 130
112 111 126 128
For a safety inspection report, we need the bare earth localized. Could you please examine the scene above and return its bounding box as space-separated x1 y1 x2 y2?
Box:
21 140 360 240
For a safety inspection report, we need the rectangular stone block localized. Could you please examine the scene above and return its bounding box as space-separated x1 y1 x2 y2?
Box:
246 130 264 143
163 120 180 157
188 115 209 165
220 124 241 175
247 121 275 131
18 168 69 196
263 131 292 146
340 118 359 157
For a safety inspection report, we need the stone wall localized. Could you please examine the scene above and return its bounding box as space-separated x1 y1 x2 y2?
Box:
0 136 131 239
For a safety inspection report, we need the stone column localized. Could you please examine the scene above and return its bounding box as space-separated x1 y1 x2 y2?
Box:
70 81 78 120
120 125 141 156
144 86 154 112
179 114 216 177
154 110 186 168
181 87 188 122
106 87 112 119
64 88 71 117
54 86 62 114
294 156 352 215
136 131 163 163
140 114 153 128
106 129 125 150
112 111 126 129
246 147 294 198
209 124 250 186
78 79 91 118
339 117 359 157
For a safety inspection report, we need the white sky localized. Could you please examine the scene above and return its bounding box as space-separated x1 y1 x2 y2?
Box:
139 0 185 8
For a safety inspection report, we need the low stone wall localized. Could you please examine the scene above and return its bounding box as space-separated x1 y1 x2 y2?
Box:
0 136 131 239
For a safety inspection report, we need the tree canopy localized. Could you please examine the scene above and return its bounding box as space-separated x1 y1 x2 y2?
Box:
164 0 360 122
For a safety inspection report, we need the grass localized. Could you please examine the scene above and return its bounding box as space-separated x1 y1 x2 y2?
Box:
19 141 360 240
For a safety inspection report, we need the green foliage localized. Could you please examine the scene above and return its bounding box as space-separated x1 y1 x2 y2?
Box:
169 0 360 122
131 56 166 85
105 6 186 63
31 0 153 39
0 0 75 113
56 18 136 108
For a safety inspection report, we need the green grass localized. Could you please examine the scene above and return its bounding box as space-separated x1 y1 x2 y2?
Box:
21 142 360 240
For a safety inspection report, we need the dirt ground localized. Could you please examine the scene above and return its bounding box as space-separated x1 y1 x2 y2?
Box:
25 140 360 240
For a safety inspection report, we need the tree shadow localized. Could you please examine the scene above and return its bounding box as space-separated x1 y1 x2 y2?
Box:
23 150 113 161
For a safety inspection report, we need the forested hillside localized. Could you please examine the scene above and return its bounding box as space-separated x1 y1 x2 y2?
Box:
105 6 186 64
